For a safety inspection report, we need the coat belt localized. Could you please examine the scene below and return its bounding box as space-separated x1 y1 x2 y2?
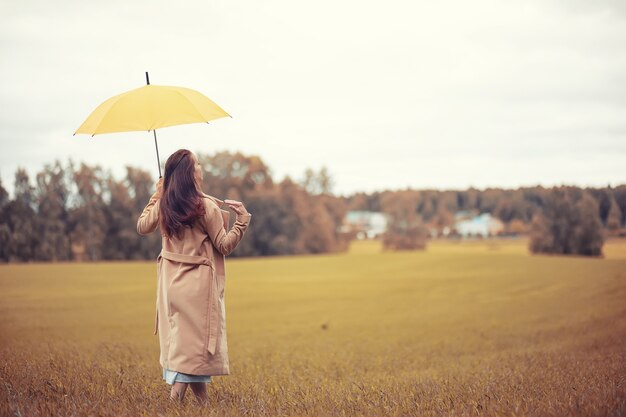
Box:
157 249 220 355
159 250 213 266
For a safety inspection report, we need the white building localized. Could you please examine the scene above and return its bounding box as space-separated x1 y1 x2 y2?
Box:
453 212 504 237
341 210 390 239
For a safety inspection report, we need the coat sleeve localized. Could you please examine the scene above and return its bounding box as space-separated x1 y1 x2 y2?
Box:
136 192 160 235
203 200 252 256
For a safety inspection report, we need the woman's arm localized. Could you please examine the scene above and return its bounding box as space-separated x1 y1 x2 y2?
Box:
204 201 252 256
137 178 162 236
137 192 160 235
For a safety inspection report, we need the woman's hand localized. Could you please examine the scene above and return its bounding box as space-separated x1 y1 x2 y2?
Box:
155 177 164 198
224 199 249 216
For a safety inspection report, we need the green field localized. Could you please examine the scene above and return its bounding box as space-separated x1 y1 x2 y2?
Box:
1 238 625 416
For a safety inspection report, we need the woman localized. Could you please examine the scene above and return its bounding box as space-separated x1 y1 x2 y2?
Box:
136 149 252 405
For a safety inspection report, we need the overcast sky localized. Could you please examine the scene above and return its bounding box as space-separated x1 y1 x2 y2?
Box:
1 0 625 198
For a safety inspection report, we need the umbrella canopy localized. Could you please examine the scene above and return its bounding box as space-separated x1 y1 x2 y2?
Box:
74 73 231 178
74 84 230 136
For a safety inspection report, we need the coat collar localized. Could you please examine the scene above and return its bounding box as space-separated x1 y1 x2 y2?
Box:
201 192 225 208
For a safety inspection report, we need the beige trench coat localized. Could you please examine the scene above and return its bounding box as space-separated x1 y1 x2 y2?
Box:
136 190 251 376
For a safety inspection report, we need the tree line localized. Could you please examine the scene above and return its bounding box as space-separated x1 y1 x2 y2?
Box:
0 151 349 262
0 150 623 261
354 185 624 256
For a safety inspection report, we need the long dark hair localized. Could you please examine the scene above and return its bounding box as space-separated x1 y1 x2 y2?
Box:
159 149 206 240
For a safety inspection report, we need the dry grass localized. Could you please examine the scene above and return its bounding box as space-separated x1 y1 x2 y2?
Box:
0 237 624 416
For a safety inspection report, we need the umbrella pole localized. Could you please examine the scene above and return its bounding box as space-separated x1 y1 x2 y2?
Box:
146 71 162 178
153 129 162 178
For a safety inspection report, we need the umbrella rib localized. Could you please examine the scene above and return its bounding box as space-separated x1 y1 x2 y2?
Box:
90 93 130 135
170 88 218 124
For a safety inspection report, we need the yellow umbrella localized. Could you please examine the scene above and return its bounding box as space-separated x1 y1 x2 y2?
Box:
74 72 230 177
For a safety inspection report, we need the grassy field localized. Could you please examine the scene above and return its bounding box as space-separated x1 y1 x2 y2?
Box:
0 237 625 416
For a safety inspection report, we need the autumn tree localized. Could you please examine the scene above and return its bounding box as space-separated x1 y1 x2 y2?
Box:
2 169 39 261
102 173 139 259
240 187 292 256
0 178 10 262
380 190 429 250
278 176 334 254
0 178 7 207
198 150 273 199
494 196 530 223
348 193 370 211
587 188 613 225
456 187 480 211
126 166 161 259
34 160 72 261
606 194 622 231
68 163 107 261
572 193 606 255
433 206 454 232
613 185 626 228
416 191 436 223
316 193 350 252
300 166 334 195
529 187 604 256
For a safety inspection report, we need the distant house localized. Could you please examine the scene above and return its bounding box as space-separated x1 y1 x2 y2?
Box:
454 210 477 222
453 212 504 237
340 210 389 239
